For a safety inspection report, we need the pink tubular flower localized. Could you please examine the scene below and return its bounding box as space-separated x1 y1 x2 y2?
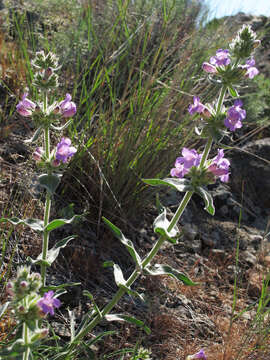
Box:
59 93 76 118
202 62 217 74
55 137 77 163
208 149 230 183
33 147 44 162
243 58 259 79
210 49 231 67
16 93 36 117
37 291 61 316
170 148 201 178
224 99 246 132
188 97 206 115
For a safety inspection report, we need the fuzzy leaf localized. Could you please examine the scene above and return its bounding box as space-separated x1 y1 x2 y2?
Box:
105 314 151 334
38 173 62 195
144 264 197 286
24 126 42 143
0 339 26 357
41 282 80 293
197 186 215 215
113 264 126 287
153 208 179 244
30 236 76 266
143 178 192 192
50 119 72 131
0 217 44 231
103 217 142 267
45 215 81 232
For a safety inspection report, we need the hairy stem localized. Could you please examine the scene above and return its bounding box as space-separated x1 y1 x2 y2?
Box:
22 323 30 360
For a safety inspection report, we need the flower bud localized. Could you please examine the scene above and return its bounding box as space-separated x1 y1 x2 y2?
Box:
6 282 14 296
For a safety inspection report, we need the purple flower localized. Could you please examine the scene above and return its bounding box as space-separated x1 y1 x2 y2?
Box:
55 137 77 163
224 99 246 132
202 62 217 74
187 349 207 360
210 49 231 67
37 291 61 316
59 93 77 118
243 58 259 79
170 148 201 178
188 97 205 115
16 93 36 117
208 149 230 183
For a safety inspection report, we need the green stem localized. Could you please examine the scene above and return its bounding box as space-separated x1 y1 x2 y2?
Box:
69 191 194 348
41 91 51 287
41 192 51 287
216 85 227 115
22 323 30 360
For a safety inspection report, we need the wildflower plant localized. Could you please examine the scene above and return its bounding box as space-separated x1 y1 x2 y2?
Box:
0 24 261 359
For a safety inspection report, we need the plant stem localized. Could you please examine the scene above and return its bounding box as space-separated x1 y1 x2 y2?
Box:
41 191 51 287
69 190 194 348
22 323 30 360
41 91 51 287
216 85 227 115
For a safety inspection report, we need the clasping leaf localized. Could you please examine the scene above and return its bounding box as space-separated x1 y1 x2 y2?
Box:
143 178 192 193
153 208 180 244
103 217 142 268
196 186 215 215
144 264 197 286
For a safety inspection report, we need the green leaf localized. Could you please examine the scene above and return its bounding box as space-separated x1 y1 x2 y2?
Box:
113 264 126 287
45 215 81 232
0 302 9 320
30 236 76 266
24 126 42 143
105 314 151 334
0 339 26 357
143 178 192 193
38 173 62 195
229 86 239 97
119 284 145 302
103 217 142 267
197 186 215 215
0 217 44 231
42 282 80 292
153 208 180 244
144 264 197 286
50 119 72 131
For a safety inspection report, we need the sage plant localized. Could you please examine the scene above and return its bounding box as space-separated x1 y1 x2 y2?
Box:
0 24 260 359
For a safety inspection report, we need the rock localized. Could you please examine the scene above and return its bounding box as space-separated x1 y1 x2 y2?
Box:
229 139 270 212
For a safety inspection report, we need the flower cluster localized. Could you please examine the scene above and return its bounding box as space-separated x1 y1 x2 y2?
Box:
170 148 230 183
17 92 77 120
6 267 61 331
202 25 260 81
